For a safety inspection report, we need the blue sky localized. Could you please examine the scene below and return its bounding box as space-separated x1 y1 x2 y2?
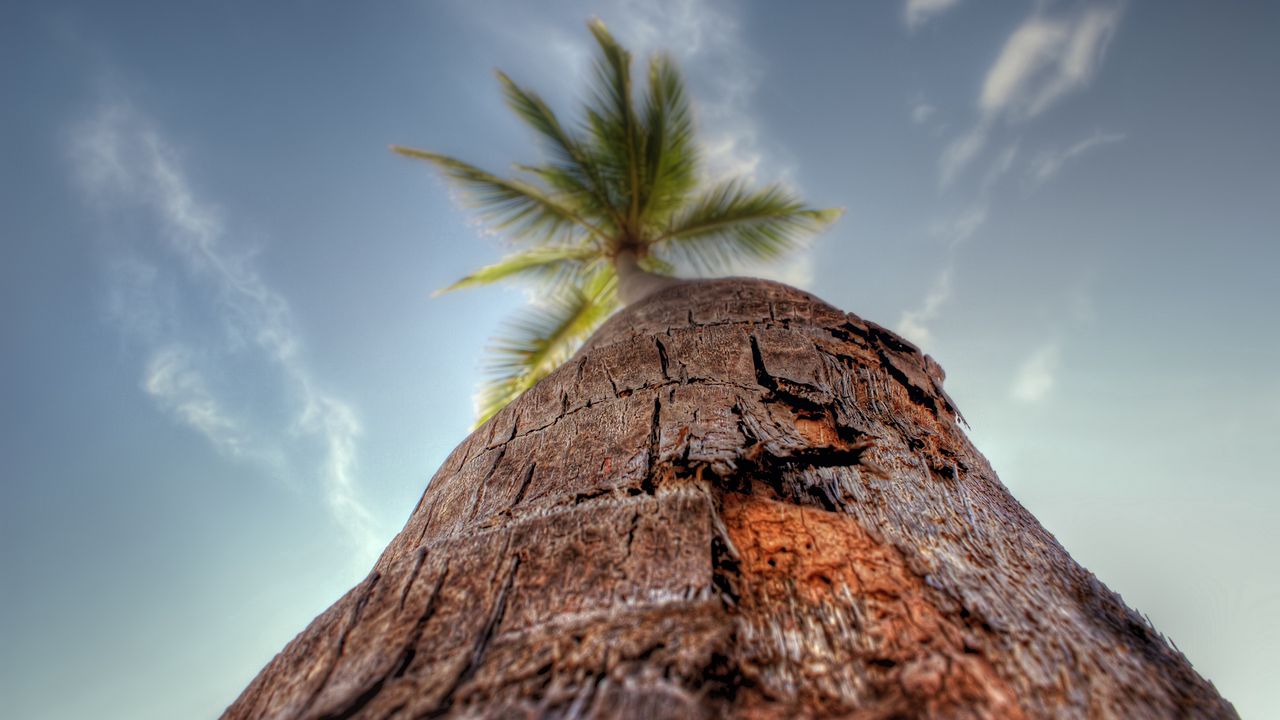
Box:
2 1 1277 717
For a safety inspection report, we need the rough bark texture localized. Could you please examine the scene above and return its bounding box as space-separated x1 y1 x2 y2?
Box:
224 278 1235 719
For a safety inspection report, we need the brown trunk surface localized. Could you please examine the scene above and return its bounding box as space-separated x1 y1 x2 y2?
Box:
223 279 1235 719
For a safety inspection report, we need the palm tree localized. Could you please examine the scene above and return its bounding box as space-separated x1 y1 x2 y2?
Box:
224 278 1236 719
222 20 1236 720
392 19 840 424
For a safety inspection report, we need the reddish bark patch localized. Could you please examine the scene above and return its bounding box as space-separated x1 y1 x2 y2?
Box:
793 416 842 448
721 492 1024 718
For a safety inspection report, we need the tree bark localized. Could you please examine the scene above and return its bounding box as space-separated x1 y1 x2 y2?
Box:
223 278 1235 719
614 247 679 305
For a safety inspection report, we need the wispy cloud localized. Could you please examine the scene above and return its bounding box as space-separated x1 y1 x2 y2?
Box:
981 141 1021 194
912 5 1123 358
144 347 245 455
1011 340 1061 402
981 5 1122 122
897 267 953 347
1028 130 1126 186
904 137 1022 344
932 204 989 249
72 101 381 558
940 124 989 188
1011 279 1095 405
904 0 962 32
910 96 937 126
897 196 989 347
940 3 1123 186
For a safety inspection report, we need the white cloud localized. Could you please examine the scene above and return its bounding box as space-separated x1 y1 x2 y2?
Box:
929 203 988 249
940 124 988 188
297 393 375 546
981 18 1066 119
910 97 937 125
896 315 932 349
919 7 1122 347
940 4 1123 185
1029 130 1126 186
897 267 953 347
981 141 1020 194
1011 341 1061 402
72 101 381 558
904 0 962 31
980 5 1122 122
144 347 244 456
899 201 987 347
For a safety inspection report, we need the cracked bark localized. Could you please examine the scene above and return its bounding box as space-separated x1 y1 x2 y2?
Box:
223 278 1236 719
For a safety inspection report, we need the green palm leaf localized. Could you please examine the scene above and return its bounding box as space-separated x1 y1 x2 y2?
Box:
585 19 643 229
497 72 621 227
435 246 600 295
652 181 843 273
475 270 619 425
392 146 608 244
639 54 698 223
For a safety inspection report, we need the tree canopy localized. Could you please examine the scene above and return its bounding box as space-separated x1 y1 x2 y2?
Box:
395 19 841 424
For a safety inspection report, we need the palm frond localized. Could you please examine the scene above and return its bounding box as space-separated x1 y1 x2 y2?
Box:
392 146 607 244
638 252 676 276
639 53 699 223
581 108 630 215
435 245 600 295
497 72 622 226
651 180 843 273
585 19 643 228
513 164 616 235
475 270 619 425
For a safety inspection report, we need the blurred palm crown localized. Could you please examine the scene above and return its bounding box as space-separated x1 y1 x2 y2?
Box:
395 19 841 424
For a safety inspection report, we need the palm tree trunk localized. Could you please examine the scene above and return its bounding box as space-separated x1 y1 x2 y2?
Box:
614 247 679 305
223 278 1235 719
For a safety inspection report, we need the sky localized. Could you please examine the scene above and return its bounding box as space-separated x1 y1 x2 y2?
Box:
1 1 1277 717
